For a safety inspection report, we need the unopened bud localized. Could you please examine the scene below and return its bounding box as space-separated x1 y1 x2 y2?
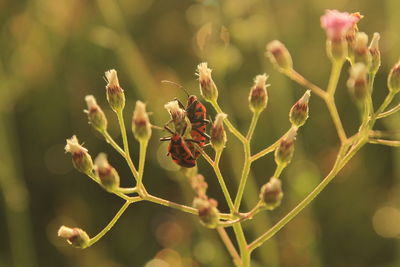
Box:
132 101 151 142
388 60 400 93
353 32 371 67
259 177 283 210
105 69 125 112
84 95 107 131
190 174 208 198
94 153 120 190
65 135 93 174
347 63 368 101
193 197 220 228
266 40 293 71
289 90 311 127
249 74 269 113
369 32 381 74
211 113 227 151
164 100 189 134
275 128 297 166
58 225 90 248
196 62 218 102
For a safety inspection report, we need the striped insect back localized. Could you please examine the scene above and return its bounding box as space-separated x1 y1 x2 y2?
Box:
167 133 196 168
185 95 209 158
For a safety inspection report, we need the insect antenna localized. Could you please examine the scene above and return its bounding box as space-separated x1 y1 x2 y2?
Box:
161 80 190 97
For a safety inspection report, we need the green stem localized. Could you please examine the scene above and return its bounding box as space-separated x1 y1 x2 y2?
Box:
376 103 400 119
214 150 235 212
273 163 286 178
327 60 344 95
285 69 327 99
216 227 242 266
232 224 250 267
116 111 139 180
324 96 347 143
101 130 125 157
88 199 138 247
137 140 148 193
373 91 396 122
246 111 260 140
117 187 137 194
233 142 251 211
247 138 367 252
369 139 400 147
210 101 247 144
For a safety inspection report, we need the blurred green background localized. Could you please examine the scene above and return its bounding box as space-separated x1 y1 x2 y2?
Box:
1 0 400 266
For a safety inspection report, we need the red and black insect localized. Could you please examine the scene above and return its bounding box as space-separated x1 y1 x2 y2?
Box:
162 81 210 158
160 125 199 168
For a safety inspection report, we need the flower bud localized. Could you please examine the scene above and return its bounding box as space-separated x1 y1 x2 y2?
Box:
274 128 297 166
105 69 125 112
266 40 293 71
164 100 189 134
353 32 371 67
289 90 311 127
94 153 120 191
347 63 368 101
249 74 269 113
58 225 90 248
190 174 208 198
65 135 93 174
388 60 400 93
193 197 220 228
196 62 218 102
211 113 227 151
320 10 360 42
132 101 151 142
259 177 283 210
369 32 381 74
326 39 348 61
84 95 108 132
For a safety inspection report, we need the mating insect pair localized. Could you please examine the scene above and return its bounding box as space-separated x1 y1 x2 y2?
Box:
160 88 210 168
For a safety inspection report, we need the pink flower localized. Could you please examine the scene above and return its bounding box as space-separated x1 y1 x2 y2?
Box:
321 10 360 41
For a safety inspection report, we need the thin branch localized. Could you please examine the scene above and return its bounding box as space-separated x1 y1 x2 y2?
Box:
369 138 400 147
216 227 242 267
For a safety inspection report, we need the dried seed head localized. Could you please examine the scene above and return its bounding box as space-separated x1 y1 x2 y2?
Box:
211 113 227 151
58 225 90 249
132 101 152 142
65 135 93 174
190 174 208 198
347 63 368 101
266 40 293 71
164 100 188 134
388 60 400 93
105 69 125 112
274 128 297 166
289 90 311 127
192 197 220 228
249 74 269 113
353 32 371 67
369 32 381 74
259 177 283 210
84 95 108 131
196 62 218 102
94 153 120 190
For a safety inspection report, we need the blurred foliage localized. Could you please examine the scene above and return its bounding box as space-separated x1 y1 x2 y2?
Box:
0 0 400 266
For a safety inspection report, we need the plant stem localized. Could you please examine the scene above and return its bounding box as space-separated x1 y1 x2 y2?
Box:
232 224 250 267
117 187 137 194
101 130 125 157
214 150 235 212
369 139 400 147
373 91 396 121
376 103 400 119
116 110 139 180
273 163 286 178
216 227 242 266
246 111 260 140
327 60 344 95
88 199 138 246
247 138 367 251
137 140 148 193
324 95 347 143
233 142 251 211
285 69 327 99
